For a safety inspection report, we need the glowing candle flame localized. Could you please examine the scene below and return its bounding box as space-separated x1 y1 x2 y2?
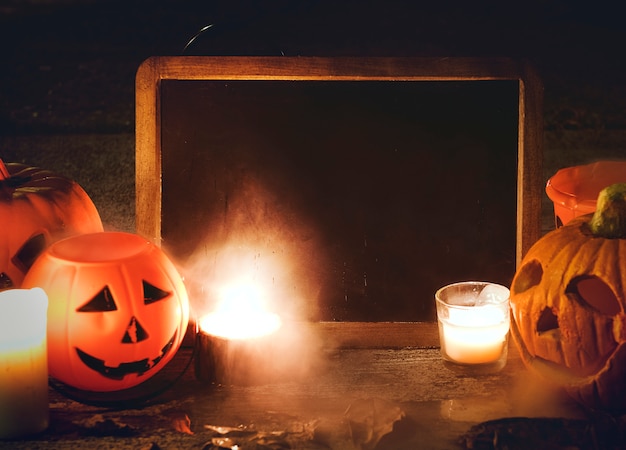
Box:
199 280 282 340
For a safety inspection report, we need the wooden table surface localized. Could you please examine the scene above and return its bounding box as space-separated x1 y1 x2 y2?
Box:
0 323 611 450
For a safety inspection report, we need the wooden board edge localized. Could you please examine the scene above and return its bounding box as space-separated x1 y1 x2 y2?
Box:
311 321 440 349
517 61 544 262
135 57 162 244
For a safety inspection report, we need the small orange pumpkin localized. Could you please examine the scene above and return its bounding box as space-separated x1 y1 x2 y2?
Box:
510 183 626 412
22 231 190 392
0 159 103 289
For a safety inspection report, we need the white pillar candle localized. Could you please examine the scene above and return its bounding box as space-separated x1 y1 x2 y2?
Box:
0 288 49 439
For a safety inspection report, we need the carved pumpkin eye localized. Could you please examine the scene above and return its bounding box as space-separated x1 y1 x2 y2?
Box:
77 286 117 312
566 275 620 315
143 280 170 305
12 233 46 274
512 259 543 294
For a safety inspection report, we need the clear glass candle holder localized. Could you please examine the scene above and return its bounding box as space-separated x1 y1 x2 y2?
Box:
435 281 510 374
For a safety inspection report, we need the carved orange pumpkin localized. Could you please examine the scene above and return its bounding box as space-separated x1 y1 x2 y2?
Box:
510 183 626 412
22 232 190 392
0 159 103 289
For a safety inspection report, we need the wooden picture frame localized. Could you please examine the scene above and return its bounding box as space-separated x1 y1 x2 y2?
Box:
135 56 542 345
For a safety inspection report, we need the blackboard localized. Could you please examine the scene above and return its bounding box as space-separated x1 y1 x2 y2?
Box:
135 57 543 323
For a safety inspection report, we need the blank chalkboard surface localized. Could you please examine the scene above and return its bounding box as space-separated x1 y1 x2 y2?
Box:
136 57 542 323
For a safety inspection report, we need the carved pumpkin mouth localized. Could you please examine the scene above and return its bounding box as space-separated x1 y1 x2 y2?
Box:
75 330 177 380
511 318 611 386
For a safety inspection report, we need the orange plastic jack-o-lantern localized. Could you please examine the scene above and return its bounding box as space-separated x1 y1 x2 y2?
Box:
0 159 103 290
22 232 190 392
510 183 626 412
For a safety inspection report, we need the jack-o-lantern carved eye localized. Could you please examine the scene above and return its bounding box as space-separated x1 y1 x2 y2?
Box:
566 275 621 315
77 286 117 312
143 280 170 305
512 259 543 294
12 233 46 274
1 233 47 290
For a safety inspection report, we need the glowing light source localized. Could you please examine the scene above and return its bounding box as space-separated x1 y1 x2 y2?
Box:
199 279 282 340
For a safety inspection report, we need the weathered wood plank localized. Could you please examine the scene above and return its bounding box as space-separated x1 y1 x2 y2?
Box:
14 344 578 450
312 321 440 348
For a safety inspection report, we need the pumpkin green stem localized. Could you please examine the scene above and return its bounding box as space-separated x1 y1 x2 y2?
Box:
589 183 626 239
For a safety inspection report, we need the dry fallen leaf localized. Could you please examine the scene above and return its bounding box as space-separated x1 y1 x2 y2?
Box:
344 398 405 450
172 413 194 435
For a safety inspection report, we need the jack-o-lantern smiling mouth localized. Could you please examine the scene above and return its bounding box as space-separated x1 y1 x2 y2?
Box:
75 331 177 380
510 317 616 385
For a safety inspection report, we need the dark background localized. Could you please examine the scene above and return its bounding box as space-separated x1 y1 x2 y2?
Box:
1 0 624 232
0 0 625 320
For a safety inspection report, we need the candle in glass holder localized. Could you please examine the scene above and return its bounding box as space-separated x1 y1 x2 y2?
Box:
435 281 510 372
195 280 284 384
0 288 49 439
195 309 283 385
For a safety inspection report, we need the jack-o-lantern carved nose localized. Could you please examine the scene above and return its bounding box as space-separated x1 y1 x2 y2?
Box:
122 316 149 344
537 307 559 335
